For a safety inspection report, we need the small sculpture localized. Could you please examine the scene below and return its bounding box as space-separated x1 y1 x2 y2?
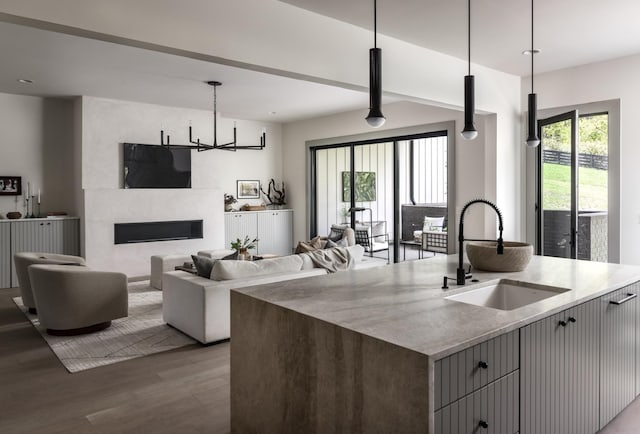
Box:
260 179 286 207
224 194 237 212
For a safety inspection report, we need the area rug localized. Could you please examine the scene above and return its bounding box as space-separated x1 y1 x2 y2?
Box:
12 280 196 373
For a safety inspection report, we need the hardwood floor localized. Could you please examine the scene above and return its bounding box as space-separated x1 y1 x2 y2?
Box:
0 287 230 434
2 284 640 433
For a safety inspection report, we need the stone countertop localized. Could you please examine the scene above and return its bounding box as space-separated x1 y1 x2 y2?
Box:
232 254 640 360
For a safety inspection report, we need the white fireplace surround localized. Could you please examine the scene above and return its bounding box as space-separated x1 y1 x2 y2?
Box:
83 188 224 278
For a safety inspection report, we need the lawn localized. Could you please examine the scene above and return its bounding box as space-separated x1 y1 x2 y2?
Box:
543 163 608 211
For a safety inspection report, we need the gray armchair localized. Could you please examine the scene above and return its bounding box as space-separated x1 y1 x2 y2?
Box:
28 264 128 335
14 252 86 313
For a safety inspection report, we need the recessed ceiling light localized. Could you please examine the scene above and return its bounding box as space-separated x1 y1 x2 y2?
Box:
522 49 541 55
17 78 34 84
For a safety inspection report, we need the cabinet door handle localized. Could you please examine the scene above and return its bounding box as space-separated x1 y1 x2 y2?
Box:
610 293 637 305
478 361 488 369
559 317 576 327
478 420 489 429
39 223 44 226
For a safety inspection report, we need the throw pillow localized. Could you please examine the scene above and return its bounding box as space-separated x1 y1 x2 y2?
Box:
222 250 239 260
324 237 348 249
295 236 326 253
324 239 338 249
423 216 445 232
191 255 217 278
328 225 346 241
371 221 386 237
335 237 348 247
211 255 304 281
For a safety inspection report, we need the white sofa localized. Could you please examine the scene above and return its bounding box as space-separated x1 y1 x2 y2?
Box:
150 249 235 290
162 245 385 344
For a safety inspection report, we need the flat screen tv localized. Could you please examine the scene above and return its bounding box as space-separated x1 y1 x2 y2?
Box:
123 143 191 189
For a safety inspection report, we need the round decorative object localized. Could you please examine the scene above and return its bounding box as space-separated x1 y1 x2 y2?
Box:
6 212 22 219
466 241 533 272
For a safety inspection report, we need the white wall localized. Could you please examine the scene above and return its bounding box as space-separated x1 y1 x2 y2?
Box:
81 96 283 276
283 101 501 245
0 93 78 218
0 1 523 241
521 54 639 265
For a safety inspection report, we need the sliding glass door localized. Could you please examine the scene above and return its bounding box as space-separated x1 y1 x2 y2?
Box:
311 141 393 245
310 128 453 262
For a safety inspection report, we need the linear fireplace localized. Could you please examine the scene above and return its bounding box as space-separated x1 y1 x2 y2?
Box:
114 220 203 244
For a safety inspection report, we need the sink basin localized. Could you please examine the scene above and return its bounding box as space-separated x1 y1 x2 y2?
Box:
445 279 569 311
466 241 533 272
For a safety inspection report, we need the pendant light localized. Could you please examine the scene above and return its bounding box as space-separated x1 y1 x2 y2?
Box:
365 0 385 128
461 0 478 140
526 0 540 147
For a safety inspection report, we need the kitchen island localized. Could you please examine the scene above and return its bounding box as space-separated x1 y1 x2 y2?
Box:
230 255 640 433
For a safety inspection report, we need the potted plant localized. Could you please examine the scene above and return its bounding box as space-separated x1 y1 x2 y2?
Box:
230 236 259 260
340 207 350 224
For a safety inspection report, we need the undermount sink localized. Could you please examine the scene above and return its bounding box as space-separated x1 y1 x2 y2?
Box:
445 279 569 311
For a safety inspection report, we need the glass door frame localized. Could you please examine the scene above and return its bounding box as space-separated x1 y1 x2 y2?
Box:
308 124 456 263
536 110 579 258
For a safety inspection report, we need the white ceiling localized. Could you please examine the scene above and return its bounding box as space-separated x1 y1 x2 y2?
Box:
0 21 390 123
282 0 640 77
1 0 638 124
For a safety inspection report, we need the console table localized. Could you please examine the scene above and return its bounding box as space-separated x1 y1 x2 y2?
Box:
224 210 293 256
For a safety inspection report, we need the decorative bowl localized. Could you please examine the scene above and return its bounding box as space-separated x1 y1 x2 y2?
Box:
6 212 22 219
466 241 533 272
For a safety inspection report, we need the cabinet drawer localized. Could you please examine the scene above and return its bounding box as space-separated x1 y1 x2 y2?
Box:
435 370 519 434
435 330 519 409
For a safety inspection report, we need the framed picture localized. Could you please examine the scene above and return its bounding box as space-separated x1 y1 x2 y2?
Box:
0 176 21 196
342 171 376 202
237 180 260 199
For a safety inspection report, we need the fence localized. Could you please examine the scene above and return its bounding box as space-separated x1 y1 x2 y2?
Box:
543 150 608 170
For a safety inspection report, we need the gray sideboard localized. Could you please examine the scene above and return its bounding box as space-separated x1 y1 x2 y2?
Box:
0 217 80 289
225 210 293 256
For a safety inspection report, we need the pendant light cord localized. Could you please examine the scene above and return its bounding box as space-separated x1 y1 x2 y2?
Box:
374 0 377 48
213 83 218 146
468 0 471 76
531 0 534 93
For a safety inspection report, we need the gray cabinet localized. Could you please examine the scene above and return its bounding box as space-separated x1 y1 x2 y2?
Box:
435 330 519 434
435 330 519 409
435 370 519 434
520 299 600 434
224 212 258 255
0 224 10 288
225 210 293 256
0 218 80 289
600 284 638 429
257 210 293 256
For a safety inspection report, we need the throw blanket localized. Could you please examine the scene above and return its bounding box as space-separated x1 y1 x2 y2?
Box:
303 246 355 273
